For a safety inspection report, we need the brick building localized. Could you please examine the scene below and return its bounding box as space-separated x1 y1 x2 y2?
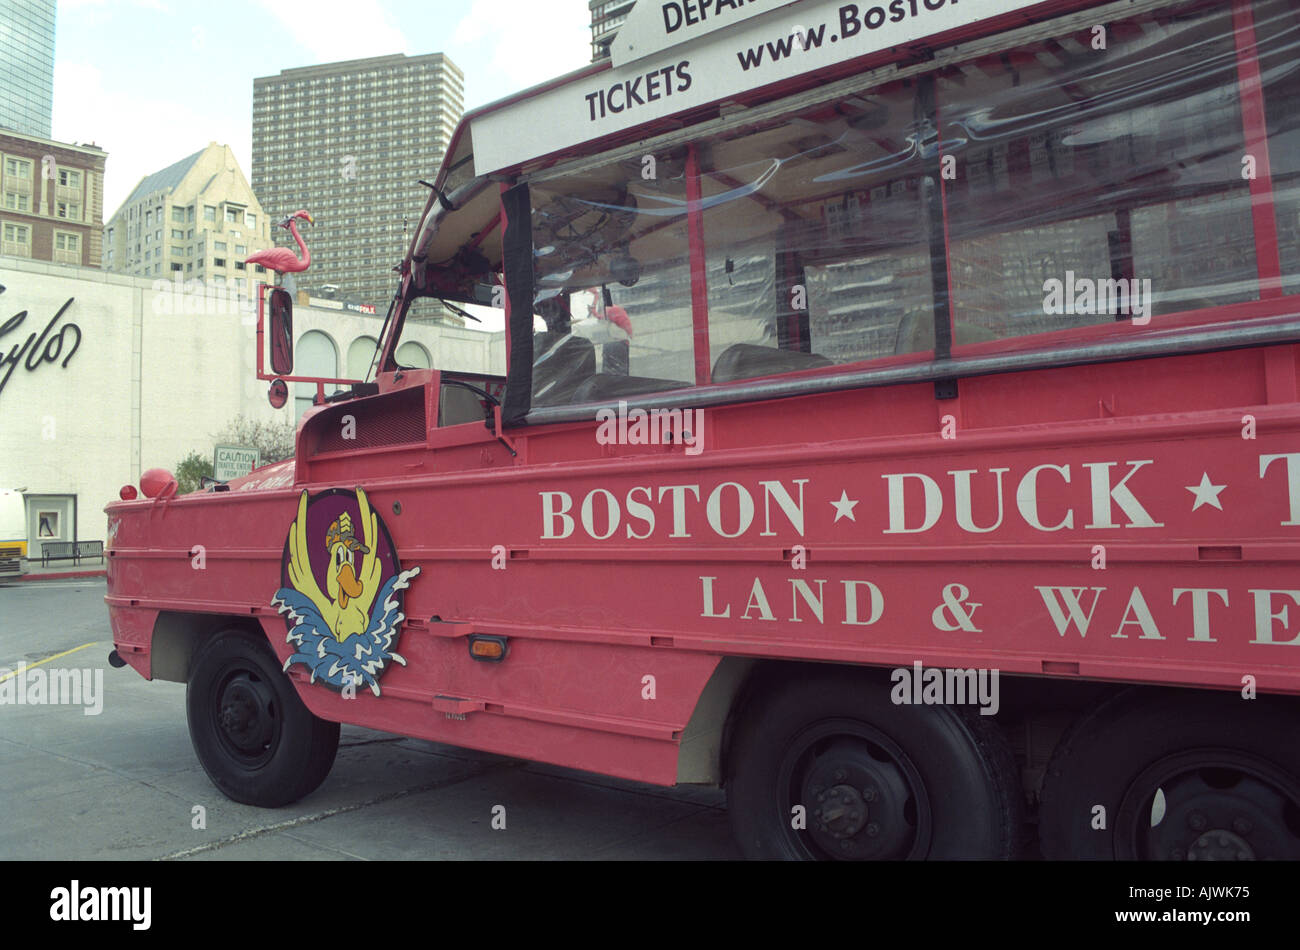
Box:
0 129 107 268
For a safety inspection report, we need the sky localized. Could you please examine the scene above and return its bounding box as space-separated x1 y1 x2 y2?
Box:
52 0 595 217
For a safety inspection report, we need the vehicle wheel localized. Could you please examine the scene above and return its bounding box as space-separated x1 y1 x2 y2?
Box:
726 667 1022 860
1039 688 1300 859
186 627 339 807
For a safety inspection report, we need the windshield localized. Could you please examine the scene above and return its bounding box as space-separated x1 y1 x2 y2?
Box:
383 296 506 379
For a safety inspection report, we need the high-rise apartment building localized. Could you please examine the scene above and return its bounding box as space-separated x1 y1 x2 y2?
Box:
102 142 274 290
589 0 635 61
0 129 105 267
252 53 464 308
0 0 56 139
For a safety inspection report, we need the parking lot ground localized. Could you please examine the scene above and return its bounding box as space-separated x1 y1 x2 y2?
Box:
0 579 740 860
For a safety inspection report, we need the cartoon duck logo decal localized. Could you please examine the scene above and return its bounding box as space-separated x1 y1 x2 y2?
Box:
271 487 420 696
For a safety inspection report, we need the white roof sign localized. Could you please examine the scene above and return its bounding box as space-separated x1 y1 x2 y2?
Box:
473 0 1044 174
612 0 800 68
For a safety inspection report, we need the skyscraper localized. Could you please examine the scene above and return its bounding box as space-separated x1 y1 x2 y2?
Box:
0 0 56 138
589 0 635 61
252 53 464 308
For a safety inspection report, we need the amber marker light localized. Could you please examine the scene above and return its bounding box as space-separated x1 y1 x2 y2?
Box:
468 636 507 662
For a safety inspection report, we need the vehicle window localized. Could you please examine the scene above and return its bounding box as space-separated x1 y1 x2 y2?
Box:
695 79 938 380
515 0 1293 399
1258 0 1300 296
528 161 696 405
681 0 1276 384
940 0 1259 332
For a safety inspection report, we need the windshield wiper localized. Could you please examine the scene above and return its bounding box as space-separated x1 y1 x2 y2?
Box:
367 292 401 382
439 298 482 324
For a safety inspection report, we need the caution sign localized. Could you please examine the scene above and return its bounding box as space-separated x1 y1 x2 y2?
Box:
214 445 261 481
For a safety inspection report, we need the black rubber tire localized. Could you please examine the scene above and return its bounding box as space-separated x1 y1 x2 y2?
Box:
186 628 340 807
1039 688 1300 860
726 667 1022 860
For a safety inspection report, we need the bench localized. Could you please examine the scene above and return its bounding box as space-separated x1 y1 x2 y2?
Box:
40 541 76 566
38 541 104 567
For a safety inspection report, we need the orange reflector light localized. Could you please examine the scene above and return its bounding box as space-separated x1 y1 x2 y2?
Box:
468 636 507 662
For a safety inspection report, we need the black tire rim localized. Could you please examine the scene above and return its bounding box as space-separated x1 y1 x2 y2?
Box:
775 718 932 860
209 659 281 770
1116 749 1300 860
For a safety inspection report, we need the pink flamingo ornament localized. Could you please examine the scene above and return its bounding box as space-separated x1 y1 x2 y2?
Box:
246 210 314 276
584 286 634 337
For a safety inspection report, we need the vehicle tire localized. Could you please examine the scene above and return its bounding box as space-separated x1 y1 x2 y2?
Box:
1039 688 1300 859
726 667 1022 860
186 627 339 807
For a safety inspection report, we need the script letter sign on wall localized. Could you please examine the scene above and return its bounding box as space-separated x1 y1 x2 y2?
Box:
0 284 82 402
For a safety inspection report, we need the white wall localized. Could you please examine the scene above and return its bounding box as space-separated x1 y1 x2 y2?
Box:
0 255 504 550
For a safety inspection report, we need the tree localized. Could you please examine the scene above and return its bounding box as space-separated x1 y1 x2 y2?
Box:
215 414 297 464
175 451 214 496
173 415 296 494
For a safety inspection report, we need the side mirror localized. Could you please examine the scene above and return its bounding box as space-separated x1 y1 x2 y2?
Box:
269 287 294 375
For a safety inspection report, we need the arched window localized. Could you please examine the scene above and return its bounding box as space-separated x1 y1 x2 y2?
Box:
395 341 432 369
295 330 338 419
347 336 379 380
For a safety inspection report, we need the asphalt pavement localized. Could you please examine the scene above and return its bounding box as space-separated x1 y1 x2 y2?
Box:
0 578 739 860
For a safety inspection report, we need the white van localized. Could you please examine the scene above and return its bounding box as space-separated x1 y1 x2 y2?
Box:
0 490 26 577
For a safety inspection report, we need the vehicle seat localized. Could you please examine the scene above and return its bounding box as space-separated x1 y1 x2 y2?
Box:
533 332 597 406
568 373 691 403
712 343 834 382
